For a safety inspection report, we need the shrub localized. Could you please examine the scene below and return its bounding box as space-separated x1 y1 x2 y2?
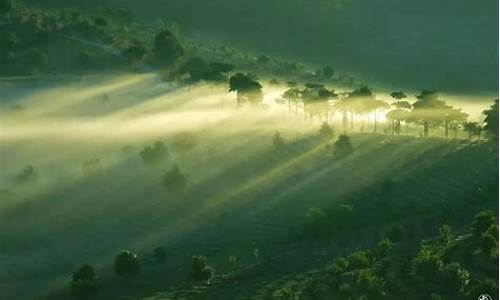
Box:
140 141 168 164
319 122 334 139
71 264 99 298
306 207 331 239
333 134 353 158
114 250 139 277
162 165 188 191
190 255 215 282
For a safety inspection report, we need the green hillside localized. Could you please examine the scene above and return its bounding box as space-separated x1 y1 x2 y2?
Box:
0 1 498 300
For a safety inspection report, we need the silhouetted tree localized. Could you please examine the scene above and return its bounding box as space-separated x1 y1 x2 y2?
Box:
319 122 334 139
463 122 482 139
410 90 449 137
282 88 301 114
71 264 99 298
272 132 286 151
482 99 498 139
140 141 168 164
190 255 215 282
123 44 146 71
390 91 407 101
153 29 183 66
333 134 353 157
228 73 263 105
162 165 188 191
114 250 139 277
323 66 334 78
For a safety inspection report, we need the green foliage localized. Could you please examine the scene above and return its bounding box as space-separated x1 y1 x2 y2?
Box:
139 141 168 164
306 207 331 239
123 44 147 70
390 91 407 100
463 122 482 139
322 66 334 78
71 264 99 298
482 99 499 139
333 134 353 157
319 122 334 139
229 73 263 105
81 158 101 176
162 165 188 191
190 255 215 282
114 250 139 277
153 29 184 66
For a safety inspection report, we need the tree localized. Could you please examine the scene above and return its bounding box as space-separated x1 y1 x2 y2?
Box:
282 88 301 114
153 30 184 66
140 141 168 164
0 0 15 16
228 73 263 105
123 44 146 71
333 134 353 158
319 122 334 139
471 211 496 238
114 250 139 277
410 90 449 137
482 99 498 139
463 122 482 139
323 66 334 78
190 255 215 282
178 57 208 81
306 207 331 239
443 107 468 138
387 100 411 135
390 91 407 101
71 264 99 298
163 165 188 191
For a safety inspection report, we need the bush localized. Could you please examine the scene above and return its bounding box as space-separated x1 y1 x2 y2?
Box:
333 134 353 158
140 141 168 164
190 255 215 282
71 264 99 298
114 250 139 277
162 165 188 191
319 122 334 139
306 207 331 239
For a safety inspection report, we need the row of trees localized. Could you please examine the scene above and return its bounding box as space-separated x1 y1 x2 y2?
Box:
277 83 498 139
70 249 215 298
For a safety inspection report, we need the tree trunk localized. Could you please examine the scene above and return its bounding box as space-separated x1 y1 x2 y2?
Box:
444 120 449 138
423 120 429 137
350 112 354 131
391 120 395 135
373 111 377 133
342 111 348 133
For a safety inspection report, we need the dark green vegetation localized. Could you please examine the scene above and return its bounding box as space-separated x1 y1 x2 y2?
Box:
0 1 498 300
23 0 499 92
